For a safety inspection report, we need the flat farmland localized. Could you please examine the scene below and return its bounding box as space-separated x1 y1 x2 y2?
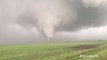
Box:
0 41 107 60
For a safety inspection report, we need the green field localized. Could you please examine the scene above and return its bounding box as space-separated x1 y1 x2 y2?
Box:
0 41 107 60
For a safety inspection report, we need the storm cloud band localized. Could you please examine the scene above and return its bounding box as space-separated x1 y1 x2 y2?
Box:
0 0 107 43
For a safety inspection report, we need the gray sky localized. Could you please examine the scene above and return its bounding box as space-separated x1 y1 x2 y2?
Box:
0 0 107 44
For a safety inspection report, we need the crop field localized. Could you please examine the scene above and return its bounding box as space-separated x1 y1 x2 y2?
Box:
0 41 107 60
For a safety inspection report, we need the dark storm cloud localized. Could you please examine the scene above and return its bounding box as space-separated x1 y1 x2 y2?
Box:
17 12 37 28
57 0 107 31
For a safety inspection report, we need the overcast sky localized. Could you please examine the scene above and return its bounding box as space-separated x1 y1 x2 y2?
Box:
0 0 107 44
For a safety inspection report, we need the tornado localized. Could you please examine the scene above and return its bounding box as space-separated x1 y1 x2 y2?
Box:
31 0 74 39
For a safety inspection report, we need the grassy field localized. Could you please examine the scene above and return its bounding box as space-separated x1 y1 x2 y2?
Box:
0 41 107 60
